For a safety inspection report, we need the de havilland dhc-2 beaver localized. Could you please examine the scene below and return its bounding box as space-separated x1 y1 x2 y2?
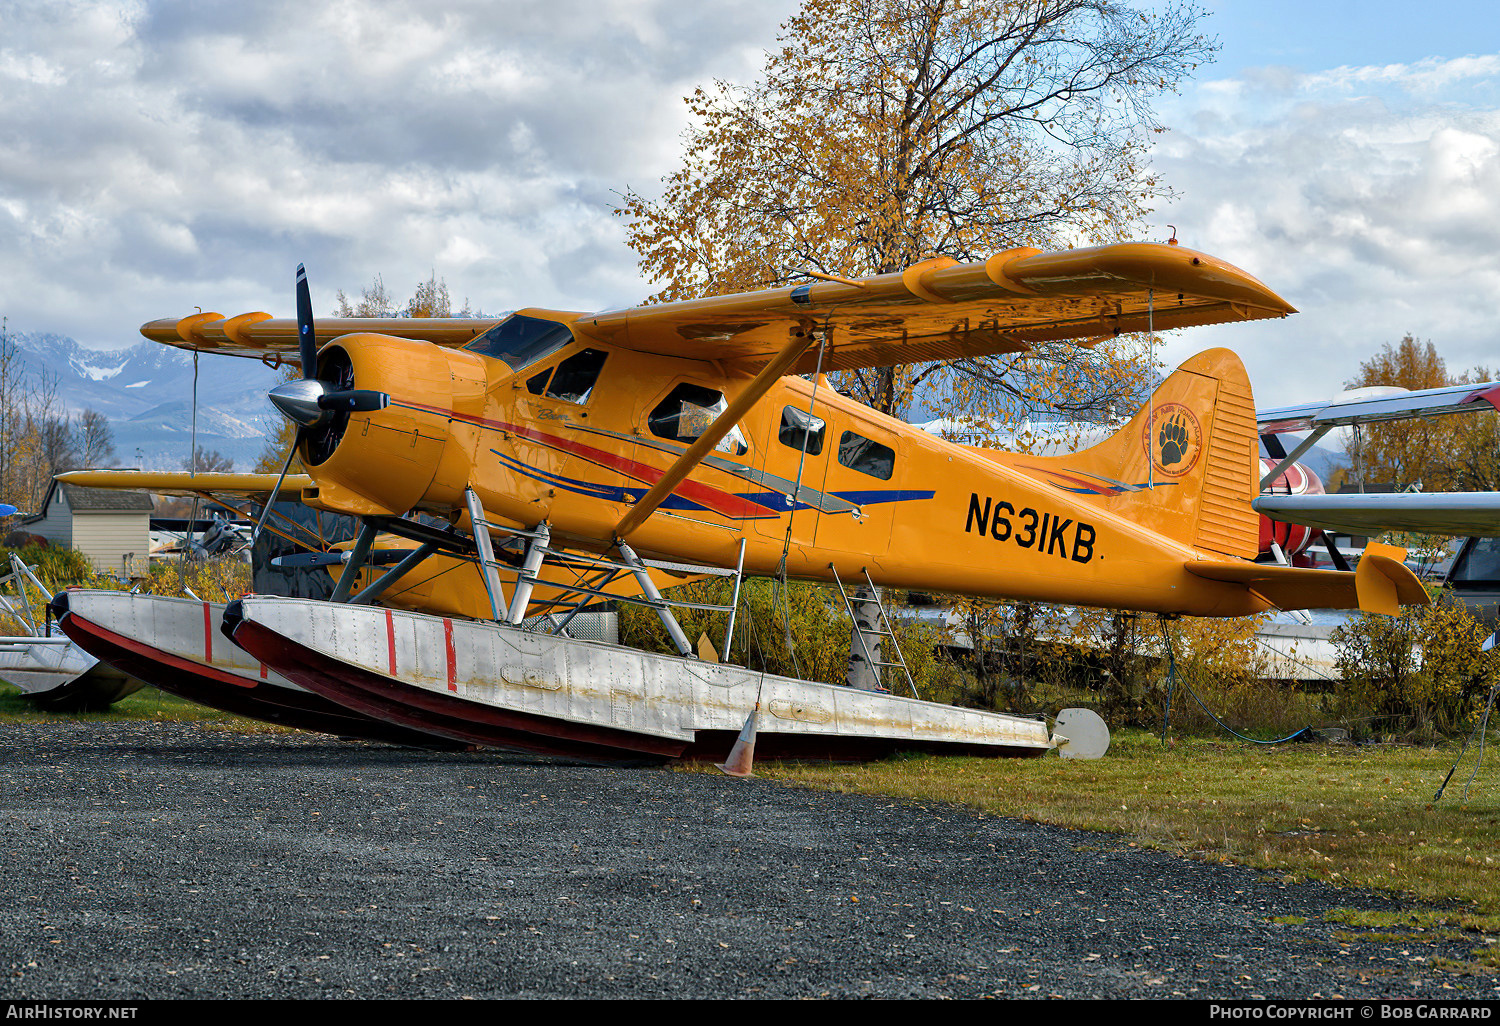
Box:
51 242 1430 764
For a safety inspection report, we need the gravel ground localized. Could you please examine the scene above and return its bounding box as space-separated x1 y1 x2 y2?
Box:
0 722 1494 1000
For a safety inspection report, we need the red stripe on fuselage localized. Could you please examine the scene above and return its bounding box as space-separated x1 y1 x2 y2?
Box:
396 401 779 520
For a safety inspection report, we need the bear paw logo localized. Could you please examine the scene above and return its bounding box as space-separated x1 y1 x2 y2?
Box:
1158 413 1190 467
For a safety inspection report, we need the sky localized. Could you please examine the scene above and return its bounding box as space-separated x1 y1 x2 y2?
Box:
1 0 1497 408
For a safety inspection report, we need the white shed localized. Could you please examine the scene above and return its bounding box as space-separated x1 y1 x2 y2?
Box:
22 482 153 577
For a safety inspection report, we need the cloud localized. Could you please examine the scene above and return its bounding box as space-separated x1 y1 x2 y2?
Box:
9 0 1495 431
1304 54 1500 96
0 0 793 348
1151 55 1500 404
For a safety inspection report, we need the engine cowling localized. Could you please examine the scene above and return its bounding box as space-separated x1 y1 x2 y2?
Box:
299 332 488 517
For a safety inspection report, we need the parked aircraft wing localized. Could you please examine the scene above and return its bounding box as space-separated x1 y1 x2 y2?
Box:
1253 492 1500 538
1258 381 1500 434
573 242 1295 375
1186 542 1428 616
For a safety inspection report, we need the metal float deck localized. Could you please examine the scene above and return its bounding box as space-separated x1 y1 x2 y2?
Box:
226 595 1056 764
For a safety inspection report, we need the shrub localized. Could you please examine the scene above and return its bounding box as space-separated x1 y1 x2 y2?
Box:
0 545 108 633
1066 608 1158 725
944 597 1084 714
135 556 252 604
620 576 945 695
1331 591 1499 738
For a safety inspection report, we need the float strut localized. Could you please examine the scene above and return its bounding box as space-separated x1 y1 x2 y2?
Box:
463 487 508 622
329 521 378 603
506 522 550 624
616 539 693 657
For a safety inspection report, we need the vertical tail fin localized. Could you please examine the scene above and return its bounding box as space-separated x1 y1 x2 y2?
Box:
1017 348 1260 559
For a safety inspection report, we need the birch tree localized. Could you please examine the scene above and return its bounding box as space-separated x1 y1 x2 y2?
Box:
618 0 1214 417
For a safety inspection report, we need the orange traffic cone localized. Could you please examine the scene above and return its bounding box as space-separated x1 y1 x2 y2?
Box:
716 706 758 777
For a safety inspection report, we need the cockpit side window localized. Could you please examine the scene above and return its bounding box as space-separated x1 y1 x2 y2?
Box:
545 348 608 405
648 383 748 456
1449 537 1500 591
463 314 575 371
525 348 609 405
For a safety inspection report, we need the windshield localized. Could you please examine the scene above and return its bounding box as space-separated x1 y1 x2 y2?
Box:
463 314 576 371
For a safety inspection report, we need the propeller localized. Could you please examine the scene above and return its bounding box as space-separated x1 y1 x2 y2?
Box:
253 264 389 542
268 266 389 427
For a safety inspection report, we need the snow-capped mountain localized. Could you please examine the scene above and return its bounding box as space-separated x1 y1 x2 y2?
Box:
3 330 282 470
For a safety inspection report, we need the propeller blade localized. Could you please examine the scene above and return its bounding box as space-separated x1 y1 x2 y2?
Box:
317 389 390 413
270 552 348 569
272 549 412 569
295 263 317 380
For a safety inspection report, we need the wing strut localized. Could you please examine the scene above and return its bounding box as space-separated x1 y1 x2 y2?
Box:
613 329 817 539
1259 425 1332 491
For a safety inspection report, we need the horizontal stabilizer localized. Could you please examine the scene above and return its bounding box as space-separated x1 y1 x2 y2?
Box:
1185 542 1428 614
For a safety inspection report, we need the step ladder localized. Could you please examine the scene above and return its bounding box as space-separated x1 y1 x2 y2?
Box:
829 565 918 698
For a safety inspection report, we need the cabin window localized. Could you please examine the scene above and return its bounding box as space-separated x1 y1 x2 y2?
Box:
778 406 825 456
463 314 575 371
1448 537 1500 591
837 431 895 480
648 383 748 456
527 348 608 405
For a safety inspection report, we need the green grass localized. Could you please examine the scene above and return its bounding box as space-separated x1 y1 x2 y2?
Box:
1325 909 1500 972
736 729 1500 915
724 729 1500 972
0 682 291 731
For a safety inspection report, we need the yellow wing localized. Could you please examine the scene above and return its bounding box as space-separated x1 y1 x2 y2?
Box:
57 470 314 498
574 242 1295 374
139 312 505 363
140 243 1292 374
